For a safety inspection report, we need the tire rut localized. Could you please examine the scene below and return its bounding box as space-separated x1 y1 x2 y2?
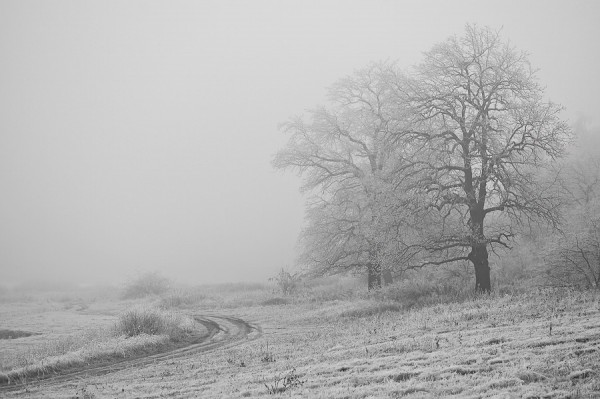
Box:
0 314 261 392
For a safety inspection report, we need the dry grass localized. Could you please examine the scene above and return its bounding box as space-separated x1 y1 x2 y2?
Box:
2 283 600 398
220 288 600 398
0 302 198 384
117 306 195 341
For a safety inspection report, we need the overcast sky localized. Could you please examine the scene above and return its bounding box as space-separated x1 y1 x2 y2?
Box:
1 0 599 286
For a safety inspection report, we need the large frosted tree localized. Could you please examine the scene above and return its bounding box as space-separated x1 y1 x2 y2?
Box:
275 26 571 293
401 25 571 291
273 62 417 289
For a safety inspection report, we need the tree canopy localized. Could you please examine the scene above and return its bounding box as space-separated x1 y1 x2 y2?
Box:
274 25 572 291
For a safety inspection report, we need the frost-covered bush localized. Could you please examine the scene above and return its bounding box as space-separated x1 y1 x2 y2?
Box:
122 272 171 299
270 268 302 296
117 307 194 342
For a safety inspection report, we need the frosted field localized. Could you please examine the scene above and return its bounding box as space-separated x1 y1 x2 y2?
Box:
1 285 599 398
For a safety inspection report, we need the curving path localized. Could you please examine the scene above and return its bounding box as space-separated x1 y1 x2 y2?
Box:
0 314 261 392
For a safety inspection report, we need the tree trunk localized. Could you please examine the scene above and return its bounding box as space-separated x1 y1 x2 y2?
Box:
469 244 491 293
382 269 393 286
367 263 382 290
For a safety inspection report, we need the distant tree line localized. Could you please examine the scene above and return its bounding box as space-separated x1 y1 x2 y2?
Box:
274 25 590 292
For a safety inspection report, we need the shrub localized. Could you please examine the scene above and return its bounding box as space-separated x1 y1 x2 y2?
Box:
122 272 171 299
270 268 302 296
542 207 600 289
372 271 473 309
116 307 194 342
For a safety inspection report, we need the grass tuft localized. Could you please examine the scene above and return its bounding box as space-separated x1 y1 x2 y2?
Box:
116 307 195 342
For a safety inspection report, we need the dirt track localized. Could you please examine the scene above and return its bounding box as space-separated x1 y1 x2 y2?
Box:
0 314 261 392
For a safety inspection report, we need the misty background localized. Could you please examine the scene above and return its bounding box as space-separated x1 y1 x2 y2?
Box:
1 0 599 286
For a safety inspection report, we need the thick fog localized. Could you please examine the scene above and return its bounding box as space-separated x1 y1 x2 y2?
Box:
0 0 599 287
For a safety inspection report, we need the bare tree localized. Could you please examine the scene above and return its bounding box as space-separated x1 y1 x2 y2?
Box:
562 155 600 207
274 26 571 293
299 178 420 289
273 62 416 290
544 128 600 288
544 200 600 289
398 25 571 292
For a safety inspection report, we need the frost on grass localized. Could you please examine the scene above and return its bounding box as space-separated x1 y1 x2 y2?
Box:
0 306 197 384
116 306 196 341
1 333 169 384
2 288 600 398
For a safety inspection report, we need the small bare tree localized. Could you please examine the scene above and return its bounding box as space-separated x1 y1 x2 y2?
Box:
544 201 600 289
299 182 420 289
544 130 600 289
270 268 302 296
